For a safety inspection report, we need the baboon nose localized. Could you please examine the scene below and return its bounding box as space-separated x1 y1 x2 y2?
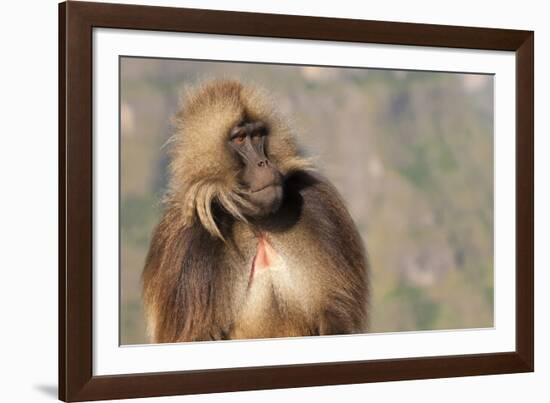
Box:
257 160 269 167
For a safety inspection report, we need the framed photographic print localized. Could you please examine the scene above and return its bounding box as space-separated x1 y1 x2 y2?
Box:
59 1 534 401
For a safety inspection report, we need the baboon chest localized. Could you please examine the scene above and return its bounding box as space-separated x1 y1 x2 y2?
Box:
228 227 323 339
239 233 299 303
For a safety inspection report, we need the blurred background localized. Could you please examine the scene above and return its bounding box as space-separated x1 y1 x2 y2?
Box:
120 57 494 345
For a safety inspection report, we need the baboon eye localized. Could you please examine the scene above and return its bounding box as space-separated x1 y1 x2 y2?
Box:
233 135 246 144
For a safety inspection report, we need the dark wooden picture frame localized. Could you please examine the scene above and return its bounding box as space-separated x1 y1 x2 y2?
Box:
59 1 534 401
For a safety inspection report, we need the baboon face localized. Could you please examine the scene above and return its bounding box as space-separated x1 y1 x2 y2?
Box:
228 119 283 217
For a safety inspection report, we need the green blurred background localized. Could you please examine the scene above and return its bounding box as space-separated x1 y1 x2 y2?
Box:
120 57 494 345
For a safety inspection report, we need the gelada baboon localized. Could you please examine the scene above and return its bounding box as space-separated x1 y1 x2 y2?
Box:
143 79 369 342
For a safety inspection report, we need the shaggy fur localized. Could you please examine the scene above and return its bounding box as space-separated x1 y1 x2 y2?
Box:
142 79 369 342
168 80 311 239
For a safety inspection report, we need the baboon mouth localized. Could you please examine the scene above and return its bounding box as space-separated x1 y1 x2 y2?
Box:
251 183 280 193
244 184 283 218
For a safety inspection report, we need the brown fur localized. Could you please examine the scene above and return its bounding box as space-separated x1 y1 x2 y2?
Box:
142 79 368 342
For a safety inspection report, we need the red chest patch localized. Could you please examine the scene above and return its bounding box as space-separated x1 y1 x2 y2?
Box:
247 235 279 288
254 237 275 270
